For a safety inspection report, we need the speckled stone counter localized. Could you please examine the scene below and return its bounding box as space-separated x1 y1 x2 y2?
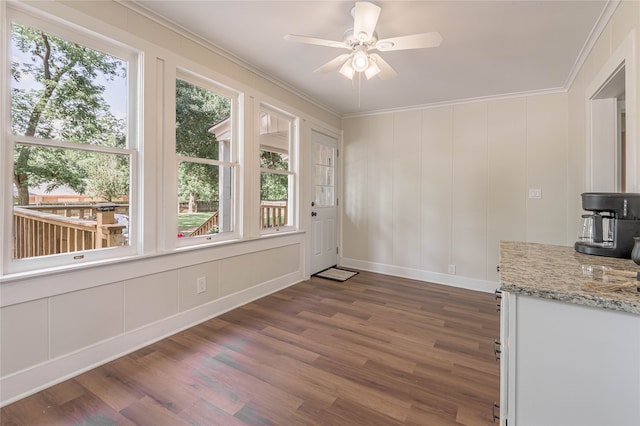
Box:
500 241 640 315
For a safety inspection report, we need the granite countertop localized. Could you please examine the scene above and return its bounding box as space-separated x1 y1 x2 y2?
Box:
500 241 640 315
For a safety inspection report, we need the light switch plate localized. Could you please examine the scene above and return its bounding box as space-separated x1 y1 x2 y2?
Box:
528 188 542 199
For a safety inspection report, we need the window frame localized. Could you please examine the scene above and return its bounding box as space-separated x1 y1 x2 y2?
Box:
2 7 141 275
258 103 298 235
173 69 240 248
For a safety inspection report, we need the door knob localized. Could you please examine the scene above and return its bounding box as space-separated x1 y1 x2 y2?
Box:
311 201 315 207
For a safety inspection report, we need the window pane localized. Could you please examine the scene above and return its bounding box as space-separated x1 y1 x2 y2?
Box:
10 22 127 146
260 171 288 202
259 111 289 148
259 108 293 230
313 144 335 207
260 150 289 170
12 145 130 260
260 172 289 228
175 79 231 161
315 143 322 165
259 110 289 171
178 161 233 238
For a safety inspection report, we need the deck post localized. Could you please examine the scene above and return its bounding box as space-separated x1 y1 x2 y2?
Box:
95 203 118 248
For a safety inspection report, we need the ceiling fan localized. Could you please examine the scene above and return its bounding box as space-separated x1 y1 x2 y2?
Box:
284 1 442 81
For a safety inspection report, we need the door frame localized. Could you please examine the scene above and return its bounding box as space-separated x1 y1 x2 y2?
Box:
303 122 342 279
586 29 637 192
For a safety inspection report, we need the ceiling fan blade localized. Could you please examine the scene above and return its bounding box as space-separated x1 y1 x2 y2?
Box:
376 32 443 51
284 34 348 49
353 1 381 42
314 53 352 73
369 54 397 80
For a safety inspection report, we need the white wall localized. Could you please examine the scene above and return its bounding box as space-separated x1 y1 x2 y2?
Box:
341 93 568 290
340 0 640 301
0 0 338 406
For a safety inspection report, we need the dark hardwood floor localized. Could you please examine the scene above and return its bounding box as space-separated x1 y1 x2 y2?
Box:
1 270 500 425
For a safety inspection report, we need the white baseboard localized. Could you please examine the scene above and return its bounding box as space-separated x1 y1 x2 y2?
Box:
0 271 302 407
339 257 498 293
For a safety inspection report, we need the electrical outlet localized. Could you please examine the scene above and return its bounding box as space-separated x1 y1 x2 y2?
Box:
448 264 456 275
196 276 206 294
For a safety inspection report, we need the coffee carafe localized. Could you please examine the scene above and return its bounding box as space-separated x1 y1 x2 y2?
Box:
574 192 640 258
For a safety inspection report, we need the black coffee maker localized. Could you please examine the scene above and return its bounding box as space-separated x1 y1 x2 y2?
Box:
575 192 640 258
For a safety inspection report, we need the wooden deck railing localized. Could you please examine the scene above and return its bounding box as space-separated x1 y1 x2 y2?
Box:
189 211 220 237
12 207 125 259
19 204 128 219
12 201 286 257
260 201 288 229
189 202 288 235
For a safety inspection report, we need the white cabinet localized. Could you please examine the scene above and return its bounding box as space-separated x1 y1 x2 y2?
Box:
499 292 640 425
497 290 512 426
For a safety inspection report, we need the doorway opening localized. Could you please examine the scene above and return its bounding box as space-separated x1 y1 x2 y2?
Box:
590 64 626 191
586 30 636 193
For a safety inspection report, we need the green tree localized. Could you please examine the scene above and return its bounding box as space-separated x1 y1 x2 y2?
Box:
80 151 129 202
177 162 217 212
175 79 230 212
10 22 126 205
260 151 289 201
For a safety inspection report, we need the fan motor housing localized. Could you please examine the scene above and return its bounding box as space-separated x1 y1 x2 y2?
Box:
343 28 378 48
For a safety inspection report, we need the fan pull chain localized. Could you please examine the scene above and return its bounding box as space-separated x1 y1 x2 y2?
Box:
358 72 362 108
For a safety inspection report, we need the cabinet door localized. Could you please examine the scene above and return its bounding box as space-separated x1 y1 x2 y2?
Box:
514 296 640 425
500 291 517 425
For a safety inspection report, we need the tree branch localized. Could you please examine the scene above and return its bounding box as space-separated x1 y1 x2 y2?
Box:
41 31 51 81
24 32 77 137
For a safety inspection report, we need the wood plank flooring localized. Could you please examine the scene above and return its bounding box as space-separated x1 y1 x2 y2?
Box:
1 270 500 425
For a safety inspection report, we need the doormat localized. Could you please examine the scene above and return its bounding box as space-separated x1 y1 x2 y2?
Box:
314 267 358 282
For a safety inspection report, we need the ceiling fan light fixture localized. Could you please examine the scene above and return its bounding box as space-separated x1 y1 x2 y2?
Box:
352 49 369 72
364 61 380 79
339 59 356 79
285 2 442 83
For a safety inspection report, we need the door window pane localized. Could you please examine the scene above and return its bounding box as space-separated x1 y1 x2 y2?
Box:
313 144 335 207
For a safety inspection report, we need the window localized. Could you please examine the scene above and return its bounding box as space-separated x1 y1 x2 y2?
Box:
314 142 336 208
175 73 237 244
259 105 297 232
5 11 138 272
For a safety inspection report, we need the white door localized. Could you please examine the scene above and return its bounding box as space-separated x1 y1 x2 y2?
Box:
311 130 338 274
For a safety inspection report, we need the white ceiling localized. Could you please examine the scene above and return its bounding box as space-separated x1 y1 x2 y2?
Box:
130 0 611 117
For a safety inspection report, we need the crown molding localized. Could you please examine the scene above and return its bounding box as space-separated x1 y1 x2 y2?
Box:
342 87 567 119
563 0 621 90
115 0 341 119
